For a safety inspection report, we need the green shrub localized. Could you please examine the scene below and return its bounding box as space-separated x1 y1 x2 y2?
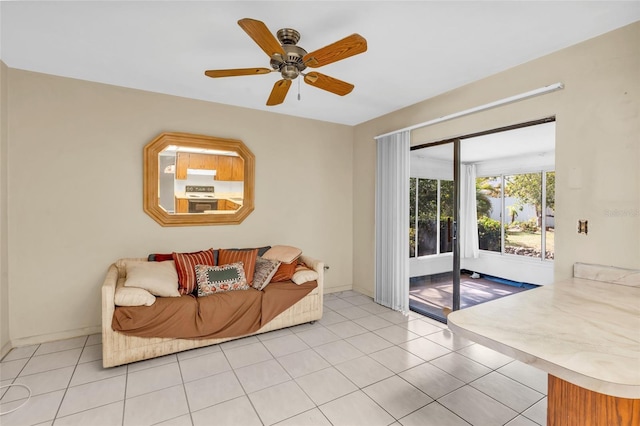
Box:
477 216 503 251
520 218 539 233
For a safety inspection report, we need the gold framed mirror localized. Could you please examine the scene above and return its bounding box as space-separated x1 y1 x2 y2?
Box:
143 132 255 226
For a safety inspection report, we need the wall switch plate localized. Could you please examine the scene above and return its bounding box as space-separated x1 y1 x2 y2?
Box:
578 220 588 235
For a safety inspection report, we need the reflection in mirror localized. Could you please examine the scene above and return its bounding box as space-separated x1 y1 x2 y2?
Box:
159 146 244 215
144 132 254 226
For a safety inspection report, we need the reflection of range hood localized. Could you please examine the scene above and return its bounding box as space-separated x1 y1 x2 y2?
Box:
187 168 217 176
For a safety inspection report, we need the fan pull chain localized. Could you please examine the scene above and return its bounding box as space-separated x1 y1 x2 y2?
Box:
297 77 301 101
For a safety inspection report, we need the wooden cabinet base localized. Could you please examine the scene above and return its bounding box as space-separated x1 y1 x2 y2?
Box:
547 375 640 426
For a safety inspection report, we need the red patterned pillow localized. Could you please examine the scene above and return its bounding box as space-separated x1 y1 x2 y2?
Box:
270 260 299 283
218 248 258 285
172 249 216 295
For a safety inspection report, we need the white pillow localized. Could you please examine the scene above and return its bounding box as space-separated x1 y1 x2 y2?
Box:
262 245 302 264
115 287 156 306
292 266 319 285
124 261 180 297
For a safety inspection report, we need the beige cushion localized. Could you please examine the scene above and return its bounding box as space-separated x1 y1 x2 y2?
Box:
292 266 319 285
252 257 281 290
115 287 156 306
124 261 180 297
262 245 302 264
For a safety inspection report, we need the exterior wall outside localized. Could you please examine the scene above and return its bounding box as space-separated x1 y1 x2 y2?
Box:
354 22 640 297
6 70 354 343
0 61 9 356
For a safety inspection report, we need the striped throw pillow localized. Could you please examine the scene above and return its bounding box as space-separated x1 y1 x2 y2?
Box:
218 248 258 284
172 249 216 295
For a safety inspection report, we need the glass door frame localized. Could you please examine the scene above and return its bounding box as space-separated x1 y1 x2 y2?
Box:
452 138 461 312
409 138 460 321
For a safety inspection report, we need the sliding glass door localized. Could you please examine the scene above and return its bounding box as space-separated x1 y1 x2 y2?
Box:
409 119 555 323
409 140 460 322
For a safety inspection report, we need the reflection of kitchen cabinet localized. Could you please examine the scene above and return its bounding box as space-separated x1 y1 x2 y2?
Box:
231 157 244 181
216 156 234 181
175 152 189 180
189 153 218 171
175 152 243 182
176 153 219 180
176 198 189 213
217 199 240 211
215 156 243 181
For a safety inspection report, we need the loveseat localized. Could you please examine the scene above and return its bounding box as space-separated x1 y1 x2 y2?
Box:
101 247 323 368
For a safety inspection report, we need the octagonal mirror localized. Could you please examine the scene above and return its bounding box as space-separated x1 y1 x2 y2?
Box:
144 132 255 226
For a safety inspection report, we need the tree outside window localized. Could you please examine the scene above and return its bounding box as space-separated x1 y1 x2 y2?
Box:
475 171 554 260
409 178 452 258
476 176 502 253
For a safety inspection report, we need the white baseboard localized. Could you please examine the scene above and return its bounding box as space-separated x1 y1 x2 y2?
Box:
10 325 101 349
324 284 352 294
352 284 373 298
1 340 11 360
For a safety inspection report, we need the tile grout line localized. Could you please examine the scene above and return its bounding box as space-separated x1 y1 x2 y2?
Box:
121 363 129 426
0 342 41 406
175 356 195 426
51 334 88 424
217 337 266 424
427 356 546 426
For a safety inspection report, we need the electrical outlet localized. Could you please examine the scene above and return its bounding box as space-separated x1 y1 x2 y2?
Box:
578 220 588 235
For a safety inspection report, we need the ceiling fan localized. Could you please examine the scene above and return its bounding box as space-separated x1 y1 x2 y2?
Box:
204 18 367 106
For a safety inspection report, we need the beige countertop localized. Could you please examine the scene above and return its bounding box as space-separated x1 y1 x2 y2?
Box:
447 265 640 399
174 192 243 205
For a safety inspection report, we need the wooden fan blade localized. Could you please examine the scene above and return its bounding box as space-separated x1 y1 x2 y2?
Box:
238 18 285 58
266 79 291 106
204 68 272 78
303 34 367 68
304 72 354 96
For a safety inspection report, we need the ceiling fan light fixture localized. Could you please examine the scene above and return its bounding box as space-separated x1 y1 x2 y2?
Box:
281 64 300 80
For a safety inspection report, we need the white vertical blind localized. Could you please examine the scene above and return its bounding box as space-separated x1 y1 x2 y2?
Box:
375 131 410 313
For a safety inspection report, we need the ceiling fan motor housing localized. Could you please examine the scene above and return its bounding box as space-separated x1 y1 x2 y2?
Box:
270 28 308 80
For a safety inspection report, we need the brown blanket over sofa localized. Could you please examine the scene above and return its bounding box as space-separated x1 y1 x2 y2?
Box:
112 280 317 339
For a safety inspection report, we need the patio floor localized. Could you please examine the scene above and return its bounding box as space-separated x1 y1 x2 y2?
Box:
409 272 533 321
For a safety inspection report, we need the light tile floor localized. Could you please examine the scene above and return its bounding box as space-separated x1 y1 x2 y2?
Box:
0 290 548 426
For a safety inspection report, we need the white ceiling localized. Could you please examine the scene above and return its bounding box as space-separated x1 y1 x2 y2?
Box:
2 1 639 125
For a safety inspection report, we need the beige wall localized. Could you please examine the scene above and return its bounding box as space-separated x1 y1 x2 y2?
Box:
6 70 354 343
353 22 640 296
0 61 9 356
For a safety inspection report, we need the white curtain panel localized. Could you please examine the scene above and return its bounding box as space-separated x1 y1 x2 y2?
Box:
460 164 480 258
375 131 410 313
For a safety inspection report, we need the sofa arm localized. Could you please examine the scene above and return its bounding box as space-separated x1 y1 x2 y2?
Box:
101 264 119 335
299 255 324 294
